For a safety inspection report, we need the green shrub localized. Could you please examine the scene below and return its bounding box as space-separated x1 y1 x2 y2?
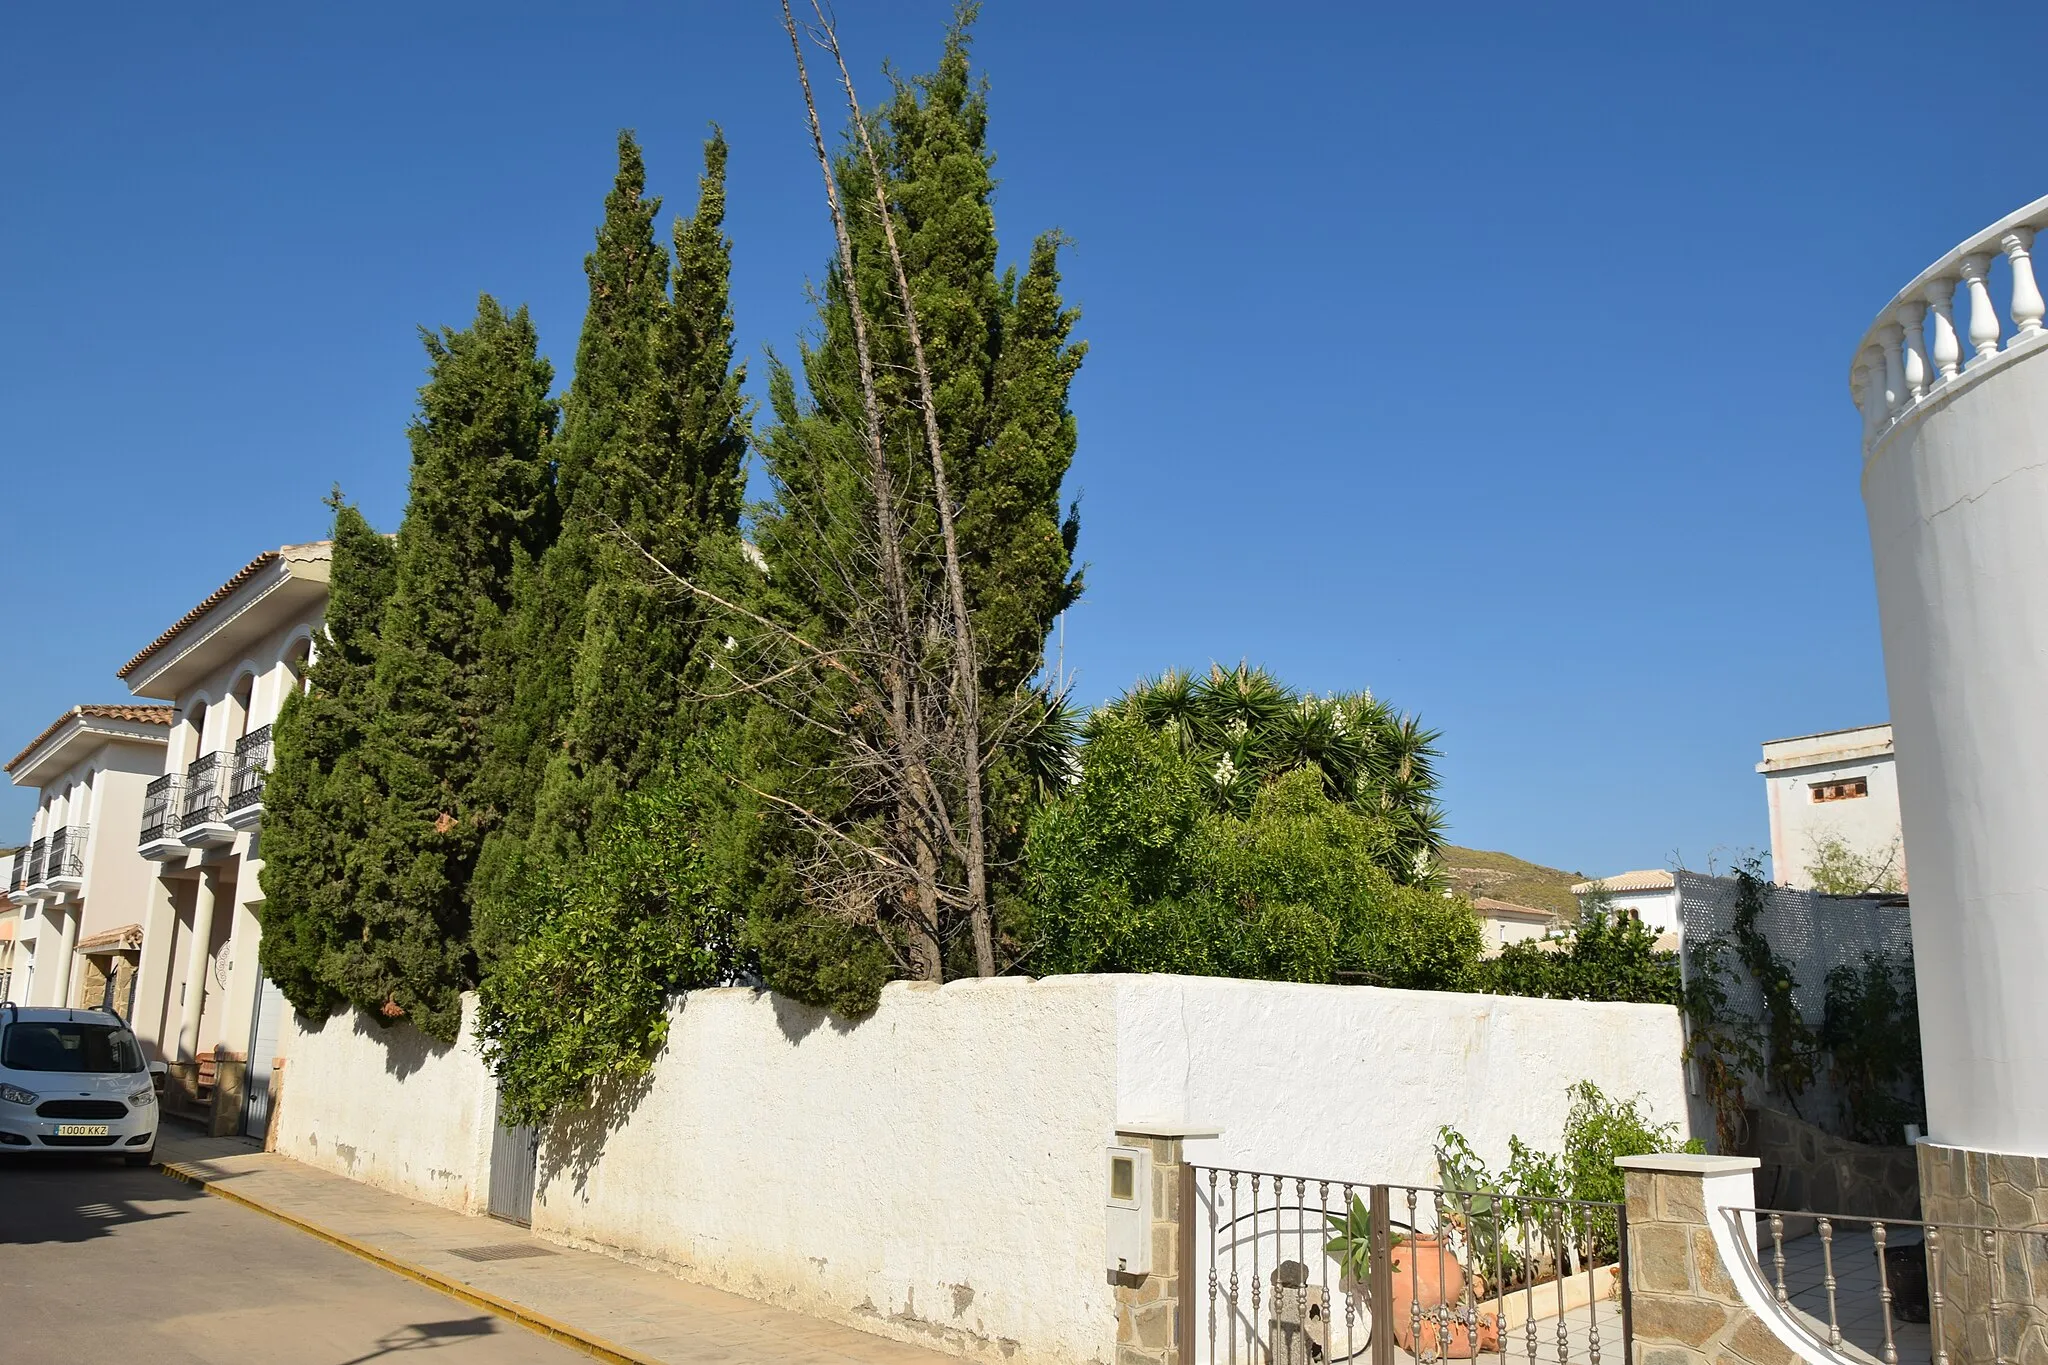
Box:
475 781 745 1124
1479 906 1681 1006
1024 719 1481 987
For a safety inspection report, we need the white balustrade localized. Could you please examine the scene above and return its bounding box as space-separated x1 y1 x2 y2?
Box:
1850 194 2048 451
1897 300 1928 403
2002 228 2045 338
1926 278 1961 382
1961 254 2001 363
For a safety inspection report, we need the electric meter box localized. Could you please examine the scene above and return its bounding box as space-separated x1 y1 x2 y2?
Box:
1105 1143 1153 1275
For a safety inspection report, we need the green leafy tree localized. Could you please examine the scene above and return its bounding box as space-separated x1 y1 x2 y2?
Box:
1025 719 1480 987
256 497 396 1020
1819 950 1923 1144
1804 833 1904 896
314 298 559 1042
1101 664 1446 883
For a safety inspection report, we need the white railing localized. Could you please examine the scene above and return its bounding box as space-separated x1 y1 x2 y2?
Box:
1851 193 2048 453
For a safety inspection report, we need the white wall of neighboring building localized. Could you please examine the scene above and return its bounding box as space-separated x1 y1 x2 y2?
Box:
1571 872 1681 937
1758 725 1904 892
276 976 1693 1365
1864 304 2048 1158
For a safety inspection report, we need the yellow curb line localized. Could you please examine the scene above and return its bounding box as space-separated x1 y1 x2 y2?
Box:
158 1159 664 1365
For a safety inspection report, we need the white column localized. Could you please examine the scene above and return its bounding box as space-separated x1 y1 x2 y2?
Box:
1896 300 1928 403
2001 228 2045 338
130 876 181 1057
1926 276 1961 382
1880 322 1907 414
176 869 219 1062
217 869 265 1063
1960 252 2001 363
48 903 79 1009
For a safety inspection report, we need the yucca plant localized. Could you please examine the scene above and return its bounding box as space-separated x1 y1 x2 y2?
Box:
1092 664 1446 884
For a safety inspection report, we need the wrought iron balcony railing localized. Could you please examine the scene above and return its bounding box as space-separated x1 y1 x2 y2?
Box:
139 773 181 846
42 825 86 883
227 724 273 815
23 837 46 888
7 845 28 893
179 753 227 831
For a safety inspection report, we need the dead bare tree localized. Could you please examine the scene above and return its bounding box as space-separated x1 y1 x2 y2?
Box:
596 2 1003 981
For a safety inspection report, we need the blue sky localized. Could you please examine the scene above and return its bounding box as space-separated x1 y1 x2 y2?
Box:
2 1 2038 877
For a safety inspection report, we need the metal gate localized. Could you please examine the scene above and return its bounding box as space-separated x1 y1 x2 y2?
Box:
488 1104 539 1226
242 976 286 1138
1186 1167 1630 1365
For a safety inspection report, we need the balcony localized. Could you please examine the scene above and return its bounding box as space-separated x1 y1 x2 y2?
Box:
22 837 49 895
178 753 234 848
6 841 33 904
138 773 185 860
225 724 272 830
1850 193 2048 457
42 825 87 893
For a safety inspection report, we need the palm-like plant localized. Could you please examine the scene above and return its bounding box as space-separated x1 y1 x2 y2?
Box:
1090 664 1446 884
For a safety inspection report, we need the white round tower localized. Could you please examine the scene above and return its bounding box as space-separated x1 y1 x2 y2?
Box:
1855 196 2048 1162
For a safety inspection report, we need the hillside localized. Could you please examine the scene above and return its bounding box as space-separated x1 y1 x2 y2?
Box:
1439 845 1587 922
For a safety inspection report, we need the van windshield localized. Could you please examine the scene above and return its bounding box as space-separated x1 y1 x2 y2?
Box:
1 1021 146 1074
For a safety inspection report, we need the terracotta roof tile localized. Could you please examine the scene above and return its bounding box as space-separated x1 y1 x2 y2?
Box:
117 540 328 681
6 704 174 775
1569 869 1676 896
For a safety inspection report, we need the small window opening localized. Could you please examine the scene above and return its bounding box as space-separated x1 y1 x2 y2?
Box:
1813 777 1869 803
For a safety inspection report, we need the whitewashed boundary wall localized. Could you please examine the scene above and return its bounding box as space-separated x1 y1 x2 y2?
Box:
276 996 499 1214
275 975 1692 1365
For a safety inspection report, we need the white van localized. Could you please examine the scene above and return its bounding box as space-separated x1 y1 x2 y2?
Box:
0 1005 158 1164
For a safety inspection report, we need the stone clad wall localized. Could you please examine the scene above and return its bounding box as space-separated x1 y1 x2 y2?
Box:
1621 1155 1810 1365
1917 1141 2048 1365
1747 1107 1920 1222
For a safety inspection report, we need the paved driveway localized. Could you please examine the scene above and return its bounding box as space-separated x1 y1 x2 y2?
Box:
0 1154 582 1364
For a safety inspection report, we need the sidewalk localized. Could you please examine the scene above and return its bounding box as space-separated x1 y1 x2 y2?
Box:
154 1124 963 1365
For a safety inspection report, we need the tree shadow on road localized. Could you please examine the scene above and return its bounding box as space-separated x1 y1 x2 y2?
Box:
335 1316 499 1363
0 1156 203 1245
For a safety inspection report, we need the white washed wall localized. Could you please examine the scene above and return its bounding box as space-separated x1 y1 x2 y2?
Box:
275 997 498 1213
1114 975 1691 1188
274 975 1692 1365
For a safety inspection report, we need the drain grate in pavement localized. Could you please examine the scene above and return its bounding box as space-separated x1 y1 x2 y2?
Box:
448 1242 557 1262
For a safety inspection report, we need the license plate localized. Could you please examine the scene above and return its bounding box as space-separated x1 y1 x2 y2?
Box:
56 1124 109 1137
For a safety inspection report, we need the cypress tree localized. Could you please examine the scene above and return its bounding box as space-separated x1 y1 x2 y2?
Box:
755 8 1086 977
330 297 557 1041
256 497 396 1020
475 132 671 955
540 133 747 845
478 133 747 962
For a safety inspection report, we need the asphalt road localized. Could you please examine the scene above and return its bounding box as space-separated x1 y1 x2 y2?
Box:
0 1154 583 1364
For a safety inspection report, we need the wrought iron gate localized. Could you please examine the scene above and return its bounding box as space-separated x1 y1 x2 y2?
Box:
1186 1167 1631 1365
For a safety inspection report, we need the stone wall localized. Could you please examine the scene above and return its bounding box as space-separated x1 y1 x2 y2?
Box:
1619 1154 1818 1365
1746 1106 1920 1221
1917 1141 2048 1365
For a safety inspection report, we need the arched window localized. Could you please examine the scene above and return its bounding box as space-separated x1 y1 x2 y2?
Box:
227 672 256 744
283 637 312 695
184 701 210 764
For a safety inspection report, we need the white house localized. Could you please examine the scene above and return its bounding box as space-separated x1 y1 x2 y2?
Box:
1568 868 1681 936
1853 193 2048 1203
4 705 173 1014
1470 897 1555 955
1757 724 1904 892
117 539 329 1136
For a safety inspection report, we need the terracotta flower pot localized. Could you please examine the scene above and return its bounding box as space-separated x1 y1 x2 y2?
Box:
1387 1235 1503 1360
